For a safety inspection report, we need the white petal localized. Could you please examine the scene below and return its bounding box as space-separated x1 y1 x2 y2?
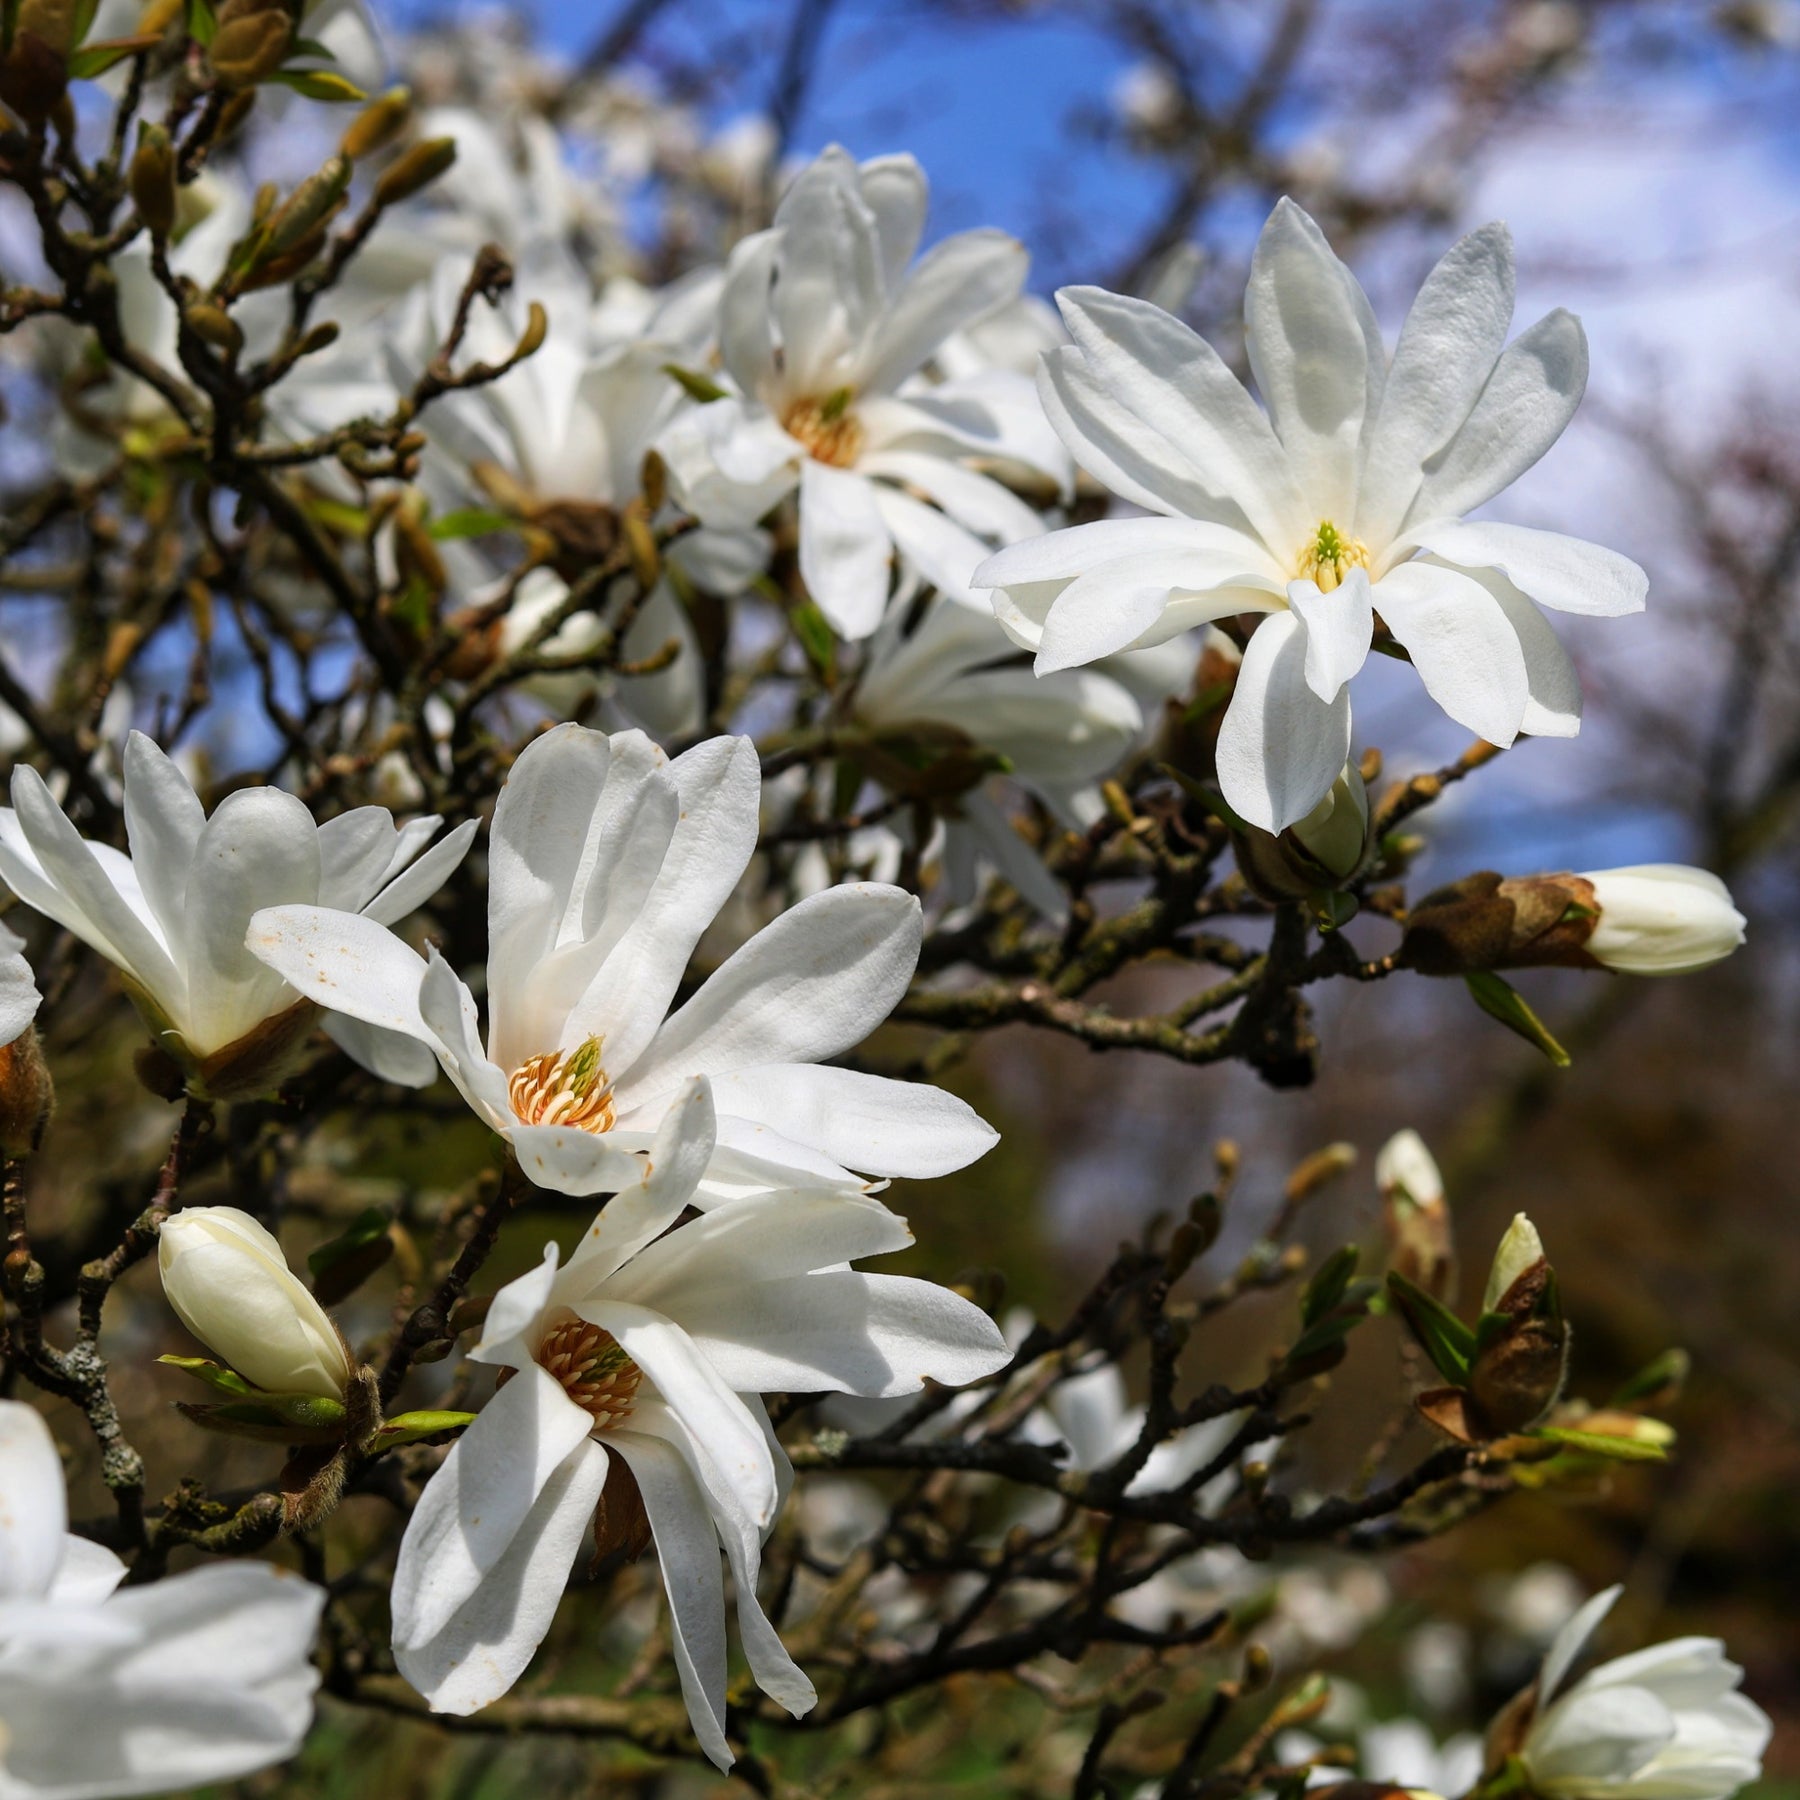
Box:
1245 198 1382 524
47 1535 128 1607
1372 560 1531 746
862 449 1044 547
1408 521 1647 617
707 1064 995 1178
361 818 479 926
862 229 1027 394
506 1124 649 1198
858 153 927 287
1529 1685 1676 1785
1215 610 1352 833
1460 569 1582 737
246 905 437 1052
321 1014 441 1088
183 787 323 1056
1056 286 1305 553
718 228 779 394
622 884 919 1105
0 925 41 1048
869 484 994 604
315 808 404 912
120 732 205 950
772 150 884 396
606 1428 733 1770
470 1243 561 1372
1402 309 1587 530
1287 566 1373 701
1355 222 1515 548
0 1401 67 1600
1539 1585 1623 1709
798 460 894 639
975 515 1272 590
672 1269 1008 1397
394 1438 610 1717
390 1365 597 1652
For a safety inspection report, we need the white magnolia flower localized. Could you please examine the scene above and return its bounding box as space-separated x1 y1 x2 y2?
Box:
1484 1212 1546 1310
1520 1586 1770 1800
975 198 1648 831
390 1086 1007 1767
0 733 475 1096
248 724 995 1198
1580 866 1746 976
0 1401 325 1798
158 1207 352 1400
1376 1128 1445 1212
658 145 1067 639
0 923 40 1050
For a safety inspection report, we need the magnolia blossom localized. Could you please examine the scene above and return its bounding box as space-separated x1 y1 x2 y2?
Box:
1376 1128 1444 1213
975 198 1647 830
159 1207 352 1400
0 1401 325 1797
0 923 40 1050
249 724 995 1197
1580 866 1746 976
0 734 474 1096
1520 1586 1770 1800
390 1084 1008 1767
658 145 1067 638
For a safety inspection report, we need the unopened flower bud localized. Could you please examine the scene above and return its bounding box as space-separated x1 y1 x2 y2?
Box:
209 0 293 89
1378 1128 1454 1300
1483 1212 1545 1313
263 156 351 260
1235 762 1369 899
129 123 177 238
159 1205 352 1399
0 927 49 1154
339 86 411 160
1467 1213 1566 1436
1579 865 1746 975
372 136 458 209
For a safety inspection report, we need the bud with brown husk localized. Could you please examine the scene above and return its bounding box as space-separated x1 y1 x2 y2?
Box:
1398 870 1604 976
208 0 294 90
0 1029 53 1156
1234 761 1371 904
1392 1213 1568 1444
1377 1128 1455 1301
0 0 79 125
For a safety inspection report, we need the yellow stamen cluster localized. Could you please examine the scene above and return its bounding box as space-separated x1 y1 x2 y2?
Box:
508 1036 615 1133
1296 520 1370 593
536 1319 641 1425
782 389 864 467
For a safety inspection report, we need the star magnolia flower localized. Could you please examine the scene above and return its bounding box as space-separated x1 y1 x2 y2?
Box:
0 734 476 1097
390 1083 1008 1767
1520 1586 1770 1800
0 1400 326 1797
248 723 995 1198
974 198 1649 831
657 145 1068 640
1579 865 1746 976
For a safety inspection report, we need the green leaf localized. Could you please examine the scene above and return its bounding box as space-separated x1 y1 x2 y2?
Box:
288 34 337 61
68 35 158 78
1156 762 1251 833
261 1391 347 1430
157 1353 257 1397
1463 971 1571 1067
427 507 518 542
72 0 99 44
1301 1245 1359 1328
1181 679 1234 724
1610 1347 1690 1409
186 0 217 49
266 68 365 102
371 1410 478 1451
661 362 728 404
789 600 837 682
307 1205 390 1278
1532 1426 1669 1463
1310 890 1358 932
1386 1270 1476 1385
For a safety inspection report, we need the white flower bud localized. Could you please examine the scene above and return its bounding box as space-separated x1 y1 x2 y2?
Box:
1522 1588 1770 1800
158 1206 351 1397
1580 865 1746 976
1482 1213 1545 1313
1376 1128 1443 1213
1289 763 1370 881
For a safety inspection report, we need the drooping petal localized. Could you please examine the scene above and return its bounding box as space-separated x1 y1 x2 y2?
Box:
360 819 479 926
621 884 919 1106
860 229 1028 394
1539 1585 1622 1709
1371 560 1531 746
417 948 512 1124
1407 521 1647 617
1244 198 1383 525
246 906 438 1053
1286 566 1374 701
798 459 894 640
706 1064 995 1179
506 1124 650 1198
1401 309 1587 531
0 1401 67 1601
394 1438 610 1717
1214 610 1352 833
605 1428 733 1771
863 449 1045 548
869 484 998 604
1056 286 1306 554
469 1242 561 1373
390 1364 598 1653
1355 222 1515 548
1459 569 1583 738
183 787 324 1056
320 1014 442 1088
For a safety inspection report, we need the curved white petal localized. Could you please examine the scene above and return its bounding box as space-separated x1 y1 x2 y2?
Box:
120 731 205 951
1215 610 1352 833
506 1124 649 1198
1286 567 1374 701
861 228 1027 394
1461 569 1583 738
1372 560 1531 746
247 904 438 1052
1408 521 1647 618
1539 1585 1623 1709
361 818 479 926
0 1401 67 1601
799 460 894 640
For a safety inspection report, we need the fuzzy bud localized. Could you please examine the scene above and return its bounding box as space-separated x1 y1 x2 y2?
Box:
1377 1128 1454 1300
128 123 177 238
339 86 411 160
159 1205 352 1399
208 0 293 89
372 135 458 208
1466 1213 1567 1436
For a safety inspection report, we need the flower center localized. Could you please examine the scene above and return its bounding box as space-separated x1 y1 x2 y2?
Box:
1296 520 1370 593
524 1319 642 1426
508 1036 615 1133
782 389 864 467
